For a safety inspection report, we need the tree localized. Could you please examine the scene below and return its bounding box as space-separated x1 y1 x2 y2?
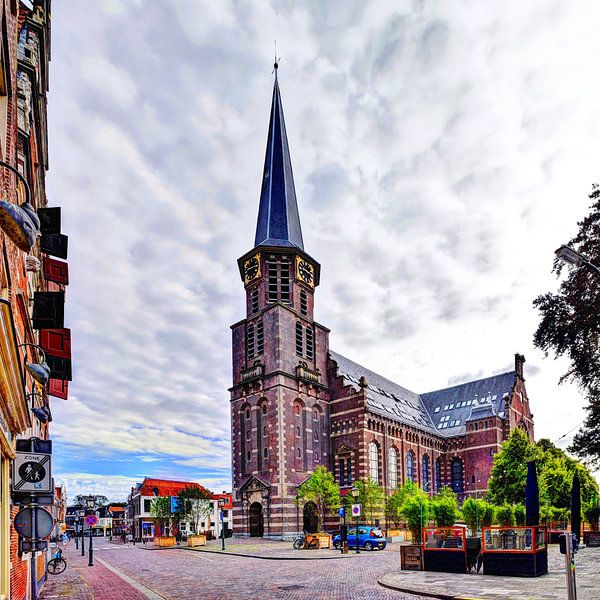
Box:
514 504 526 526
533 185 600 467
487 428 534 505
431 491 458 527
178 485 211 534
345 479 385 524
583 494 600 532
462 498 491 536
150 496 172 537
385 481 418 526
73 495 109 507
401 493 430 544
495 504 514 526
296 466 340 532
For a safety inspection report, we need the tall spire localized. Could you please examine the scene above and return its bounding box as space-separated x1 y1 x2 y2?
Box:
254 63 304 250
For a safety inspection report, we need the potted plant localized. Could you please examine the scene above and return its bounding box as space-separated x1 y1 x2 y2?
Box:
295 466 340 549
178 485 211 547
583 495 600 546
150 497 175 547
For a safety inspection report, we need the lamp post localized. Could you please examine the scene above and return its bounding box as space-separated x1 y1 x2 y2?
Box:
86 496 95 567
218 498 227 551
555 245 600 278
74 517 79 550
351 486 360 554
79 510 85 556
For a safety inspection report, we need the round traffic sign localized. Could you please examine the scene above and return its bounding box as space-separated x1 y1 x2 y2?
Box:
14 507 55 539
84 514 98 527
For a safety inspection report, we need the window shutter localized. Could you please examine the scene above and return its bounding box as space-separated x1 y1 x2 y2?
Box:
43 257 69 285
40 234 68 259
45 354 72 381
37 207 61 235
49 378 68 400
32 292 64 329
40 328 71 359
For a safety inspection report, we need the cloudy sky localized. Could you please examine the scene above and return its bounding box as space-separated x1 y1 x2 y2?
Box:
47 0 600 500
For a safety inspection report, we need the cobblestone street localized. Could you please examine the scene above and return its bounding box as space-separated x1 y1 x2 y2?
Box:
40 538 427 599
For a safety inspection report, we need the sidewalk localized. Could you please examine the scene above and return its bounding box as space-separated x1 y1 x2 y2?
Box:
378 544 599 600
39 542 158 599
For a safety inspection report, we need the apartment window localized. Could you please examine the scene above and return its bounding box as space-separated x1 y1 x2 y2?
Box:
296 322 303 356
256 321 264 355
314 451 319 463
340 458 346 486
300 289 308 315
263 425 267 437
144 499 151 513
296 426 301 437
347 458 352 484
267 255 291 304
490 448 495 456
247 324 255 359
296 448 301 458
251 288 259 313
313 430 319 441
305 327 313 360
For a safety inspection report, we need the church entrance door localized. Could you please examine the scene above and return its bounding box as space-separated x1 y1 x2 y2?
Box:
303 502 319 533
249 502 264 537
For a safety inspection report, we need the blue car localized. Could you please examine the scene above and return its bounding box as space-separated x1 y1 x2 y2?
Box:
333 526 387 551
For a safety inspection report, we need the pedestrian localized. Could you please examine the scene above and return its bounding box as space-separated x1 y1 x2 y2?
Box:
61 532 68 547
127 532 133 545
122 531 127 544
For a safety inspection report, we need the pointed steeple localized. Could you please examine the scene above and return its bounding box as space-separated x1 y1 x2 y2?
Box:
254 65 304 250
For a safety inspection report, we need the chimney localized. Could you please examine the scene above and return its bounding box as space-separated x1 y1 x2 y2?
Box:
515 353 526 380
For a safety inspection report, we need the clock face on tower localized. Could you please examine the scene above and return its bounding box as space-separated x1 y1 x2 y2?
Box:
243 254 261 284
296 256 314 287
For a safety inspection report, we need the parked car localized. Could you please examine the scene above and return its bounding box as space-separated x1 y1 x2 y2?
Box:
333 526 387 551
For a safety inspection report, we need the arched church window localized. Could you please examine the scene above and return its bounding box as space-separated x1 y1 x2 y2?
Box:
251 288 259 314
451 458 464 493
305 326 313 360
263 448 268 459
263 425 267 437
296 322 303 356
422 455 430 492
388 447 398 489
314 451 319 463
406 450 415 483
261 403 267 415
245 408 250 419
300 289 308 315
296 447 301 458
256 321 264 355
369 442 379 483
246 450 251 462
247 324 255 359
294 403 301 416
296 426 301 437
435 458 442 491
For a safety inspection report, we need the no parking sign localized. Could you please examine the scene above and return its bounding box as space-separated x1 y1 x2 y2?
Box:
351 504 361 517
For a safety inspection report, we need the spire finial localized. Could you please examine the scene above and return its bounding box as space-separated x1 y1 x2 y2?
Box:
273 40 280 80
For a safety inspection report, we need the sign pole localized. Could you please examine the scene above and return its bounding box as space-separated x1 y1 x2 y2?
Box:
29 436 38 600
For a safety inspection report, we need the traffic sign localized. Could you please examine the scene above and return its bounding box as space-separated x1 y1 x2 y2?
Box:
351 504 362 517
84 514 98 527
12 451 52 493
338 507 345 517
14 507 55 539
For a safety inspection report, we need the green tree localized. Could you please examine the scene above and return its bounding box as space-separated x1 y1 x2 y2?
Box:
533 185 600 467
487 428 534 505
480 501 494 527
178 485 211 534
345 479 385 524
296 466 340 532
583 495 600 532
431 492 458 527
462 498 488 536
495 504 515 526
150 496 172 537
401 493 430 544
514 504 526 526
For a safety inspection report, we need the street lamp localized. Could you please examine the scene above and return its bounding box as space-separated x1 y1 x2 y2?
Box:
555 245 600 278
351 486 360 554
86 496 95 567
74 517 79 550
79 510 85 556
218 498 227 551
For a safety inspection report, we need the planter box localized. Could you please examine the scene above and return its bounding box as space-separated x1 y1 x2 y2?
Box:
305 533 331 549
187 534 206 547
584 531 600 547
154 536 176 547
400 544 423 571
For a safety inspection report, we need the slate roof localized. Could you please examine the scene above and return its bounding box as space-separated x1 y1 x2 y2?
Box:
136 478 210 498
254 70 304 251
420 371 515 435
329 351 516 437
329 351 437 433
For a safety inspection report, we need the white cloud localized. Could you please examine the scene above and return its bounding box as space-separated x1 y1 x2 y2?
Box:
47 0 600 489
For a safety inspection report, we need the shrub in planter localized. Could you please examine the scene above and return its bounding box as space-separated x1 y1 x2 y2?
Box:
514 504 526 526
583 496 600 532
495 504 515 527
431 494 458 528
401 494 430 544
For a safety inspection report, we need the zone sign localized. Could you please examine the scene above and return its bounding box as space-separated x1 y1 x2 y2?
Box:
12 452 52 493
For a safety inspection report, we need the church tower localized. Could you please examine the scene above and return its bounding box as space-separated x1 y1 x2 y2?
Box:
230 66 331 538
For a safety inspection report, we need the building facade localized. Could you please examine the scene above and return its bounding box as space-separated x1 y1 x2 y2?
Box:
229 69 535 539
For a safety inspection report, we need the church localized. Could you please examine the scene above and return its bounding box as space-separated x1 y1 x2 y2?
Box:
229 67 535 539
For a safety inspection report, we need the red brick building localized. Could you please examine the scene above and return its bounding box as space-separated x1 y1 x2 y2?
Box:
230 68 535 539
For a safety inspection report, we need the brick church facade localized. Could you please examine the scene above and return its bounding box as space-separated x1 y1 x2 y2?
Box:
230 67 535 539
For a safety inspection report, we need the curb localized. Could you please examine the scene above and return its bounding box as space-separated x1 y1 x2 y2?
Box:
179 546 357 560
377 577 483 600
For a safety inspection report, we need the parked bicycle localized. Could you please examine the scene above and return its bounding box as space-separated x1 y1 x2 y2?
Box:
47 548 67 575
293 531 318 550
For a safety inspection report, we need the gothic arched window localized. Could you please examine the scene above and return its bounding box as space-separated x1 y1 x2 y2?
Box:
388 447 398 489
435 458 442 492
422 454 430 492
451 458 464 493
406 450 415 483
369 442 379 483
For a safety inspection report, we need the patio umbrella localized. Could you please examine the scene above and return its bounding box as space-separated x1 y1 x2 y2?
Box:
571 472 581 543
525 460 539 526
